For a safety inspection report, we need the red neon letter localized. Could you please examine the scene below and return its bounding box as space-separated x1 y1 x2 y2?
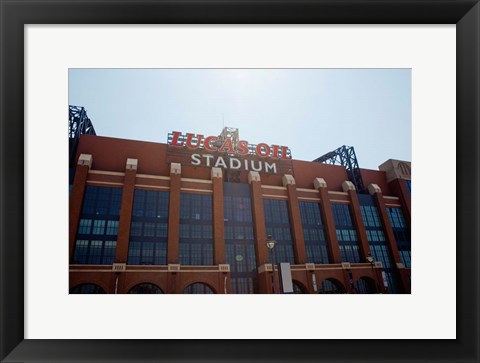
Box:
280 146 289 159
256 143 271 157
186 133 204 149
236 140 249 155
271 145 280 158
219 138 235 153
170 131 184 147
204 136 218 151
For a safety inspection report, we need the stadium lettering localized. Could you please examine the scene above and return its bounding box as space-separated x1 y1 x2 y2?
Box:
169 131 290 160
191 154 277 174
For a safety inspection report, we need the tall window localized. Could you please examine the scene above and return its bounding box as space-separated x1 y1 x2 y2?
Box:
331 204 360 263
359 194 400 293
73 186 122 264
387 207 411 268
127 190 169 265
224 182 256 294
299 201 329 264
263 199 295 264
179 193 213 265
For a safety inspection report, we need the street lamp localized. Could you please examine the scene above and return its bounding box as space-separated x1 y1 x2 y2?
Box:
266 235 277 294
366 253 379 293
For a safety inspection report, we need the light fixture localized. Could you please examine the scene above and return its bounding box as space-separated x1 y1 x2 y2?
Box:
366 253 374 264
366 253 379 293
266 235 276 250
265 235 277 294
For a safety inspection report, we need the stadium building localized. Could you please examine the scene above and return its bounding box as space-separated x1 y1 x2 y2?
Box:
69 111 411 294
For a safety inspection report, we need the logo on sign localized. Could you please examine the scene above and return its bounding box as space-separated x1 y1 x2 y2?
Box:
167 127 292 174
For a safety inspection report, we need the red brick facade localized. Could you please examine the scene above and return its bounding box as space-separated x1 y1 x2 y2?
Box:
70 135 411 294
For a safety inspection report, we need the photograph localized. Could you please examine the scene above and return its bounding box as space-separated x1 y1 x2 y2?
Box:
68 68 411 294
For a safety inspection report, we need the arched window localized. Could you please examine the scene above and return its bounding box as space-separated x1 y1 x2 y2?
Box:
128 283 163 294
356 277 377 294
183 283 214 294
70 283 105 294
293 282 305 294
318 279 345 294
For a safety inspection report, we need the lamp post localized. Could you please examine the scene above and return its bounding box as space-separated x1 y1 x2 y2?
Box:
266 235 277 294
366 253 379 293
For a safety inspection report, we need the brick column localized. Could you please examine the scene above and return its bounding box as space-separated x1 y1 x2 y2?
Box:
368 184 410 293
167 163 181 264
397 267 411 294
305 264 318 294
211 167 226 265
341 263 355 293
167 264 180 293
115 158 137 264
283 174 307 264
111 263 127 293
257 264 275 294
249 171 273 293
373 263 388 294
368 184 401 264
314 178 342 263
218 264 231 294
69 154 92 262
249 171 268 267
342 181 371 262
378 159 411 226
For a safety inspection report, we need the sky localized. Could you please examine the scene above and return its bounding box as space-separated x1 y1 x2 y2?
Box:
69 68 411 170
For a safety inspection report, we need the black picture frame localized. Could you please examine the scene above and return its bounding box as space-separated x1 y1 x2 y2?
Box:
1 1 478 362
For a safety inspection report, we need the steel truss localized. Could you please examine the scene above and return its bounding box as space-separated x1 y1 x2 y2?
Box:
69 105 96 165
313 145 366 194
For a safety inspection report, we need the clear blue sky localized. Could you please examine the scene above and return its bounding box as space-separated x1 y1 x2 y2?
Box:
69 68 411 170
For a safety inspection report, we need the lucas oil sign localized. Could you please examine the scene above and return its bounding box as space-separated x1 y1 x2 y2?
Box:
167 130 292 174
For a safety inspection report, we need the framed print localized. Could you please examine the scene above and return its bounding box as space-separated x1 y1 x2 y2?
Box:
1 0 479 362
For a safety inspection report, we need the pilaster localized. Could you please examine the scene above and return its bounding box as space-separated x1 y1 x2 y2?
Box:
167 163 181 264
314 178 342 263
211 167 226 264
342 180 371 261
115 158 138 263
248 171 269 276
368 183 409 293
69 154 92 262
283 174 307 264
